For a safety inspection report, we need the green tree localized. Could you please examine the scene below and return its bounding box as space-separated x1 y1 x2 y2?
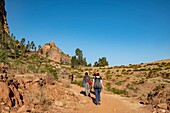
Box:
99 57 108 66
93 61 99 67
87 63 92 67
71 56 78 67
75 48 83 65
26 41 31 50
83 58 87 66
71 48 87 67
38 45 41 49
31 41 35 50
20 38 26 55
94 57 108 67
20 38 25 46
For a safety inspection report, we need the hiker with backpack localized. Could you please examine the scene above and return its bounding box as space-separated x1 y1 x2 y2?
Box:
82 71 91 97
92 73 103 105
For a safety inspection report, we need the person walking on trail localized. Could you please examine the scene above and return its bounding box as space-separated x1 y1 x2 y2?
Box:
82 71 91 97
63 70 67 78
92 73 103 105
69 74 74 83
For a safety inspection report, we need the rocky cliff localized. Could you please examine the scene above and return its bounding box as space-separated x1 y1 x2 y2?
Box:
0 0 9 34
38 41 72 64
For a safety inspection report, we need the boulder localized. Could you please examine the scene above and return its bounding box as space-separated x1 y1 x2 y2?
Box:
54 100 64 107
17 105 30 113
9 84 23 107
157 103 167 109
0 82 12 106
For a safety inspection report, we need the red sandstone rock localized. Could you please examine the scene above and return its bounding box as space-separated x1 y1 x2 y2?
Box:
0 82 12 107
38 41 71 64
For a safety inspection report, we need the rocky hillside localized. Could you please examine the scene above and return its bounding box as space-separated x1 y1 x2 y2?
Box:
0 61 90 113
72 59 170 112
0 0 169 112
38 41 72 64
0 0 9 34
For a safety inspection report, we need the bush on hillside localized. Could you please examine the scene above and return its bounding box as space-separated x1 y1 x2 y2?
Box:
72 80 83 87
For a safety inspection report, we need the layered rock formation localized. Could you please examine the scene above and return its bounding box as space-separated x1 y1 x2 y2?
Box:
0 0 9 34
38 41 72 64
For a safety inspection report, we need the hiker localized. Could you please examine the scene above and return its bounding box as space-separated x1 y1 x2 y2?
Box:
82 71 91 96
63 70 67 78
92 73 103 105
69 74 74 83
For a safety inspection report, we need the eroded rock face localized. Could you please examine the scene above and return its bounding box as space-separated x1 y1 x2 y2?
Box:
38 41 71 64
0 0 9 34
0 82 12 107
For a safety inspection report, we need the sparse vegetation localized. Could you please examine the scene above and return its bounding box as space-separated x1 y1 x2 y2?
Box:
105 74 112 80
72 80 83 87
153 85 165 91
115 80 126 86
115 74 122 77
105 82 127 95
76 74 83 78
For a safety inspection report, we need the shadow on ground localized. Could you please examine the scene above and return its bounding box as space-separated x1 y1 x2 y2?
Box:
80 91 96 105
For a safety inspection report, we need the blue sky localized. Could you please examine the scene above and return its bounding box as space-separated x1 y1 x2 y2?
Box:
5 0 170 66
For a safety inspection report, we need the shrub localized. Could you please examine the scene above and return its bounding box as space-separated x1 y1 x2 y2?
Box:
115 80 126 86
0 50 8 64
163 80 170 83
153 85 165 91
105 70 110 74
72 80 83 87
133 79 145 84
105 74 112 80
139 68 147 71
152 68 162 71
76 74 83 78
105 82 111 90
116 70 119 72
126 69 131 72
163 73 170 79
27 65 36 71
115 74 122 77
110 87 127 95
54 74 58 80
129 87 139 93
126 84 139 93
165 66 170 70
126 84 131 88
115 81 122 86
122 72 129 75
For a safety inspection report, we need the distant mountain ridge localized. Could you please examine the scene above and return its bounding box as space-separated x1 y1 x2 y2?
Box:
38 41 72 64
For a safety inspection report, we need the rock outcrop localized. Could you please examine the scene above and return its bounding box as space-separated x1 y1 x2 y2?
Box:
0 0 9 34
38 41 72 64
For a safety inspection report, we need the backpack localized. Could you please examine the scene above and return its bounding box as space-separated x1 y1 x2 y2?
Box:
82 75 90 86
94 77 102 89
69 75 72 79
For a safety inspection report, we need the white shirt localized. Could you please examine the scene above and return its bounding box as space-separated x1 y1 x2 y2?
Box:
93 76 102 83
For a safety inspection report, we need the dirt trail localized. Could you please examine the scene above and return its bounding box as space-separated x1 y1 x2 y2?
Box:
70 84 151 113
